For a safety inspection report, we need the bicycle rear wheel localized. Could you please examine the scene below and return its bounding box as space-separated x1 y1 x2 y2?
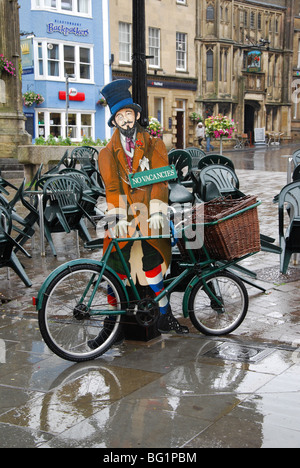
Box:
38 263 127 362
188 271 248 336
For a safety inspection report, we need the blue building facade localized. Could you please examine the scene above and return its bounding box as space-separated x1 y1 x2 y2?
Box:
19 0 111 143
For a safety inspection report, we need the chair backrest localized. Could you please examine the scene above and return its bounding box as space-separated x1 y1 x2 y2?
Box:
168 149 192 182
71 147 95 168
184 147 206 167
0 206 12 236
292 165 300 182
198 154 235 171
293 151 300 167
80 145 99 161
42 176 83 210
278 182 300 236
199 164 239 200
59 168 93 191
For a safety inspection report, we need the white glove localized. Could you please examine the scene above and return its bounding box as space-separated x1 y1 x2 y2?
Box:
114 219 130 237
147 213 165 230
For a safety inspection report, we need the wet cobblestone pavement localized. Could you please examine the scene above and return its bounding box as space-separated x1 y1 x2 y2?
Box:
1 145 300 448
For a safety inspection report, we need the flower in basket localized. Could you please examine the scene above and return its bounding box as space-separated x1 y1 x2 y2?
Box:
205 114 236 139
23 91 45 107
147 116 164 138
190 112 203 123
0 54 16 77
96 98 107 106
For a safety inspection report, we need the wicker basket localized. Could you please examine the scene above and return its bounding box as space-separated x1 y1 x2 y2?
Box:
177 196 261 261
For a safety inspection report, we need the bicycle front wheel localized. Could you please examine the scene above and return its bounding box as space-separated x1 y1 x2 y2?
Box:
188 272 248 336
38 264 127 362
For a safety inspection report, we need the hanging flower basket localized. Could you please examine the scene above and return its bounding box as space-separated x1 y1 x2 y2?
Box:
0 54 16 78
147 116 164 138
96 98 107 106
205 114 236 154
190 112 203 123
23 91 45 107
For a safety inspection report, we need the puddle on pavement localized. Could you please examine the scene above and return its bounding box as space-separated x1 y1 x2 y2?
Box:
204 342 275 363
256 266 300 284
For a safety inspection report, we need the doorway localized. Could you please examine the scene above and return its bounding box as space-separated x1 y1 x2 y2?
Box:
176 111 184 148
244 103 255 145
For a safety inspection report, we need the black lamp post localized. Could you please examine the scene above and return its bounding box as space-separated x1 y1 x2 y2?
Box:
132 0 148 127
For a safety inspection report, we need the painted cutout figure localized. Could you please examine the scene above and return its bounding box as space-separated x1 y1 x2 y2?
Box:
88 80 188 348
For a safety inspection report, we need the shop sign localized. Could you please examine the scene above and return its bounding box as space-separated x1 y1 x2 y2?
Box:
247 50 261 73
47 23 89 37
59 91 85 101
128 165 177 189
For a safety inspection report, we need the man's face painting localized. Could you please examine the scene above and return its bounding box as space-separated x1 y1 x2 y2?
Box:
113 108 140 137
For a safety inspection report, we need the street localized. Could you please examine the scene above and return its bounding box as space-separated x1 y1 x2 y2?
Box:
0 143 300 448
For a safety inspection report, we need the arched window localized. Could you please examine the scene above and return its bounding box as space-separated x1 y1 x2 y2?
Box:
206 49 214 81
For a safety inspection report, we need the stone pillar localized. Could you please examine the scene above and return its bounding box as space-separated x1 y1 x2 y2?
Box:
0 0 31 159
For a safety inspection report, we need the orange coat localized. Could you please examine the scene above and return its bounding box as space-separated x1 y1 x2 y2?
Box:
98 128 171 273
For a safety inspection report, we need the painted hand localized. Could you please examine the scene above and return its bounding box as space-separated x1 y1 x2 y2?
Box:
147 213 165 230
114 219 130 237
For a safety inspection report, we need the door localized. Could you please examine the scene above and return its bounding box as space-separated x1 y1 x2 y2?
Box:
176 110 184 148
244 104 255 143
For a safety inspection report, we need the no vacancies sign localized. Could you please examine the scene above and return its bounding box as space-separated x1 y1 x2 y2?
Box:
128 165 177 189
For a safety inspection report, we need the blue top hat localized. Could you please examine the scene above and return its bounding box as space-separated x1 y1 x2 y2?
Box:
101 79 142 127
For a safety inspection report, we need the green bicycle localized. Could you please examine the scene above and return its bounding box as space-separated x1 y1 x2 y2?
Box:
35 203 261 362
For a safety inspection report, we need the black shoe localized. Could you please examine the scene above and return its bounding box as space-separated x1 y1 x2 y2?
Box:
88 317 124 349
157 308 189 335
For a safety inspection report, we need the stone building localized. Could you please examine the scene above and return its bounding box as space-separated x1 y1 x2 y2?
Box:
110 0 295 149
109 0 198 149
0 0 31 159
292 0 300 140
196 0 294 145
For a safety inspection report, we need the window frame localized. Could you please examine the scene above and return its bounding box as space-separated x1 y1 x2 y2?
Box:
176 32 187 72
36 109 95 141
34 38 94 83
31 0 92 17
119 22 132 65
149 27 161 69
206 49 214 82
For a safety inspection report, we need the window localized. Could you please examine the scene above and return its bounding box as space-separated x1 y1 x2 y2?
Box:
149 27 160 68
206 49 213 82
48 44 60 77
220 50 228 82
64 45 75 76
37 42 44 75
35 40 93 82
36 110 95 141
119 22 131 64
49 112 62 137
32 0 91 15
206 5 214 20
258 13 262 30
223 50 228 82
250 12 256 29
176 32 187 71
79 47 90 79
